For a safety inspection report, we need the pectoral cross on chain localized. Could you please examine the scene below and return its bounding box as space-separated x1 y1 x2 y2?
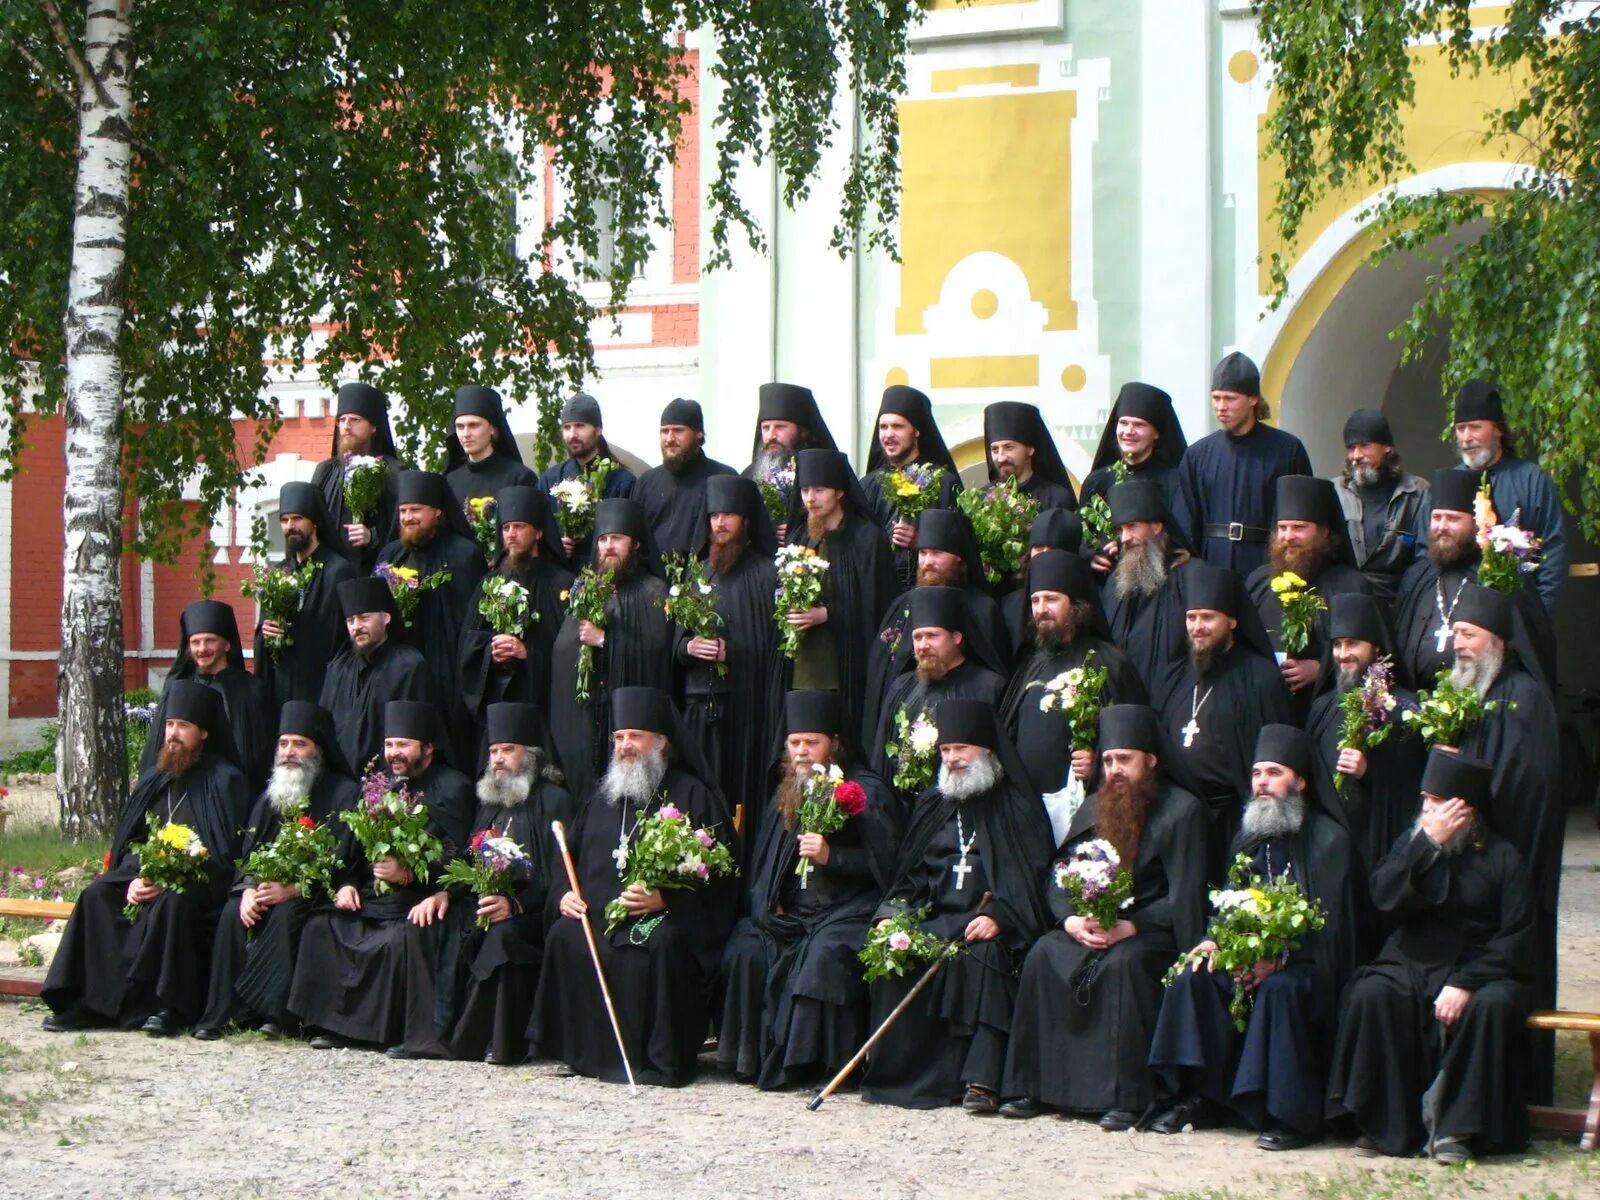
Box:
1434 621 1453 654
1181 718 1200 748
951 859 973 891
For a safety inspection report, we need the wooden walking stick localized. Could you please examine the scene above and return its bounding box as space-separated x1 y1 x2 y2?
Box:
551 820 638 1097
807 893 991 1111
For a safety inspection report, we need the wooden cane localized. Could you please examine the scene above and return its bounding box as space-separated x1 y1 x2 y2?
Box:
551 820 638 1097
807 892 993 1111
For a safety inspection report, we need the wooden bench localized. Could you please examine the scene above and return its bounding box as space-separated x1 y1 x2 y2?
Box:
1527 1010 1600 1150
0 898 74 998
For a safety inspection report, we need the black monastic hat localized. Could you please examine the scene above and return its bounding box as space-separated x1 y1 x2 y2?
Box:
485 701 542 748
1420 746 1494 808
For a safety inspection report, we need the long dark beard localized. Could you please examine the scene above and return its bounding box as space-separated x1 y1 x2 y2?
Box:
662 442 697 473
776 766 805 831
498 551 536 582
1269 534 1335 580
708 532 746 577
156 740 203 778
1429 531 1476 567
1029 600 1088 650
1188 641 1218 677
1096 770 1157 869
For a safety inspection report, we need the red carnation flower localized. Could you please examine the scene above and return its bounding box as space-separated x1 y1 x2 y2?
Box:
297 815 317 830
102 850 113 872
470 830 487 850
835 781 868 817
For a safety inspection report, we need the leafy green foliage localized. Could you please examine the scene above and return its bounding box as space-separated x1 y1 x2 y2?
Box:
1255 1 1600 535
0 1 925 560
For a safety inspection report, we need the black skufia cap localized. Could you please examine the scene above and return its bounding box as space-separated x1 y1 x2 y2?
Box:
1420 746 1494 808
1253 723 1317 782
933 699 999 750
1452 583 1514 642
1211 351 1261 396
705 475 759 523
1453 379 1505 425
660 398 704 432
384 700 438 744
1108 480 1169 527
784 690 843 737
338 576 395 619
758 382 815 425
1431 467 1482 515
1098 704 1162 755
594 497 647 542
496 485 548 528
165 679 222 729
1328 592 1392 652
1027 509 1083 553
906 585 965 634
561 393 602 426
611 686 674 736
1342 409 1393 447
1028 549 1093 600
1274 475 1341 529
1183 561 1241 618
485 701 542 747
794 448 852 492
394 469 453 511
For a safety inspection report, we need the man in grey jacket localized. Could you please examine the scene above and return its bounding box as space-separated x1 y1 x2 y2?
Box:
1333 409 1430 603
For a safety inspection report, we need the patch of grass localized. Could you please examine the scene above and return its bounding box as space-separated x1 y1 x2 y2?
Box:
0 824 106 952
0 1033 95 1130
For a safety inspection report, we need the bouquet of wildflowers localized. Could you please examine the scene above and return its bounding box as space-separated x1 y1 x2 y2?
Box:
240 517 324 663
1474 479 1542 593
239 801 341 909
772 544 829 658
604 801 739 935
1078 458 1129 551
123 814 211 923
884 707 939 793
375 561 453 626
957 477 1039 584
466 496 499 562
793 766 869 888
883 463 946 524
341 768 444 895
549 457 619 541
658 553 725 678
479 575 533 637
1268 571 1325 657
757 456 796 524
1054 838 1134 931
859 908 962 983
437 831 535 930
1164 853 1327 1031
1028 649 1109 751
1334 657 1405 791
1401 668 1509 747
342 454 390 524
564 566 615 703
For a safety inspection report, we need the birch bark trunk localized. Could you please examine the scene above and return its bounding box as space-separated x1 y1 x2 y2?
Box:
56 0 136 836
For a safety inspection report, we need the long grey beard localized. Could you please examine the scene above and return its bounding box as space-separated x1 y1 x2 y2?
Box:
754 448 790 479
477 760 536 809
600 748 669 808
1413 814 1478 858
1113 537 1168 598
1240 786 1306 841
1449 639 1504 694
1336 665 1363 693
1460 446 1495 471
267 755 324 814
939 750 1003 802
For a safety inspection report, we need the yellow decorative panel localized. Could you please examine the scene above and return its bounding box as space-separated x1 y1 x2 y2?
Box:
930 355 1040 389
931 64 1041 93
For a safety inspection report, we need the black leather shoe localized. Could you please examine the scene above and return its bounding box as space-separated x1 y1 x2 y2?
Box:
41 1011 85 1033
1257 1127 1318 1151
1099 1109 1140 1132
998 1097 1045 1119
308 1033 344 1050
1431 1137 1473 1165
1352 1135 1380 1158
385 1044 409 1060
190 1026 223 1042
1149 1096 1211 1135
962 1086 1000 1115
142 1011 180 1037
256 1022 283 1040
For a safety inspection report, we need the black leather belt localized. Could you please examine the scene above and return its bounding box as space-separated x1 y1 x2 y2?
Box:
1202 522 1269 544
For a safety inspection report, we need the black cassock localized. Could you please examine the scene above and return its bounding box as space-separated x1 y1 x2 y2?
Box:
1390 556 1476 689
1080 456 1180 514
717 765 901 1088
401 780 575 1063
1327 828 1536 1156
631 452 739 559
376 530 488 752
786 514 898 706
1171 425 1312 576
252 544 357 712
43 755 250 1026
144 666 274 795
861 780 1053 1108
861 466 964 590
864 585 1012 736
1002 783 1208 1112
1306 685 1426 877
527 767 737 1086
547 571 675 802
446 452 538 513
1000 635 1146 795
196 770 360 1034
1148 813 1360 1136
673 548 782 843
311 452 407 572
1017 473 1077 515
458 557 574 756
1103 558 1196 693
318 639 434 775
870 661 1008 802
1245 561 1370 726
287 762 474 1045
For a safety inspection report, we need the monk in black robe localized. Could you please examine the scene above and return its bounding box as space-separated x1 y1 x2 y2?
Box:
253 481 356 713
717 691 901 1088
675 475 782 842
1151 563 1290 872
144 599 274 792
1098 481 1196 691
458 485 573 753
785 448 897 706
1147 725 1360 1150
1001 509 1084 648
319 577 434 774
193 702 359 1038
1000 551 1145 803
1000 705 1208 1124
288 701 474 1050
862 700 1054 1111
529 688 737 1086
1388 468 1484 687
859 385 964 590
631 398 738 558
444 385 539 519
983 400 1077 513
1078 381 1189 523
1245 476 1371 724
1327 748 1536 1162
309 381 408 570
870 587 1008 803
377 469 486 753
742 381 838 543
397 702 574 1064
547 498 675 803
43 682 250 1035
539 393 638 561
